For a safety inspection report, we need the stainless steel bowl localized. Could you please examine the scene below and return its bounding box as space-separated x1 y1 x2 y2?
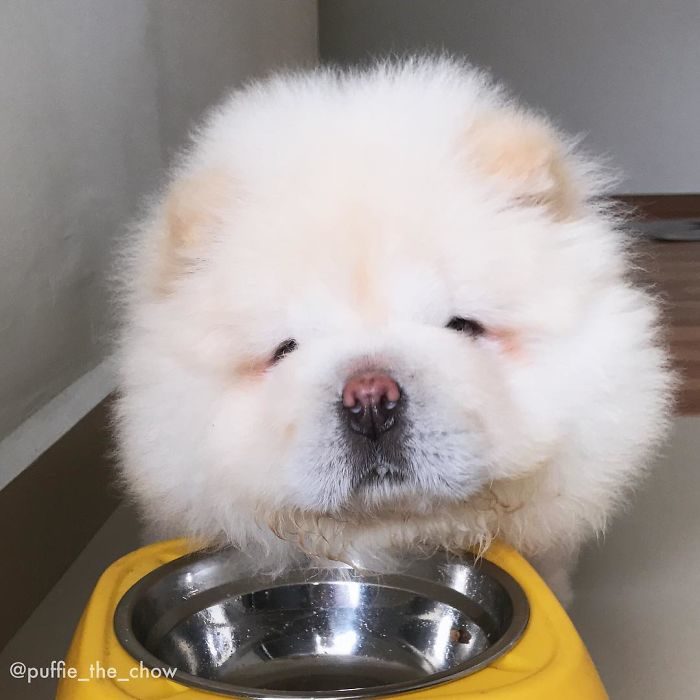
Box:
114 548 529 699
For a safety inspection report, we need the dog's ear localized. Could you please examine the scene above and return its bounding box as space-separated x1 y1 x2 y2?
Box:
465 112 578 220
156 169 233 291
164 169 233 250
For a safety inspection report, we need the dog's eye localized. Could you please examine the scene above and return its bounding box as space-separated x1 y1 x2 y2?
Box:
445 317 486 337
271 339 298 364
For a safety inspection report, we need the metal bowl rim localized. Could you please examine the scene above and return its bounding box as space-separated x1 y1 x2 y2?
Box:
113 548 529 700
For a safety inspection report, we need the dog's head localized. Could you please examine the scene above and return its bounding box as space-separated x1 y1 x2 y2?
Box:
118 62 670 559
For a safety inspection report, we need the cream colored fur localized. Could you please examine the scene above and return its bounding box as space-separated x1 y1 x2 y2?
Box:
114 58 673 603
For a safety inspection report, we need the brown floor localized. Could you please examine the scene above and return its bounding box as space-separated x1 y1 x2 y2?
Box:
640 240 700 414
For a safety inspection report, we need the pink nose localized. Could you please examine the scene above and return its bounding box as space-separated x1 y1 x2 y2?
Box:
342 371 402 440
342 371 401 408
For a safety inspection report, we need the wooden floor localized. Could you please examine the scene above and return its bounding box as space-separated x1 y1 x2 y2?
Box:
640 240 700 414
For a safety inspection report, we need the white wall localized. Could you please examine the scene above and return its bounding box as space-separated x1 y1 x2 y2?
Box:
319 0 700 194
0 0 318 451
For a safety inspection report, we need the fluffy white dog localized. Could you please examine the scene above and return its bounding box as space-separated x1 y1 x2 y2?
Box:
115 58 673 603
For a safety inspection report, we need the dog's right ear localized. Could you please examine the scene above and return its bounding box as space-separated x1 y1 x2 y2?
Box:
156 169 233 292
464 111 579 220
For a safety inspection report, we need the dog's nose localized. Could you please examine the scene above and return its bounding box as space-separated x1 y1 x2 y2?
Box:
342 371 401 440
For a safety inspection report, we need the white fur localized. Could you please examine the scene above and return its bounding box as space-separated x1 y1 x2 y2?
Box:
114 58 673 599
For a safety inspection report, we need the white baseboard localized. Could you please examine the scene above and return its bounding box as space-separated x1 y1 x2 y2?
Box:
0 359 115 491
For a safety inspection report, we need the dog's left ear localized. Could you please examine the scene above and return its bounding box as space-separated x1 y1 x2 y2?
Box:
164 169 234 252
465 112 578 220
155 169 234 292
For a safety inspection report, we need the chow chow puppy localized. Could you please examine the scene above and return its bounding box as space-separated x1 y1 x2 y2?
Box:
115 58 672 603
